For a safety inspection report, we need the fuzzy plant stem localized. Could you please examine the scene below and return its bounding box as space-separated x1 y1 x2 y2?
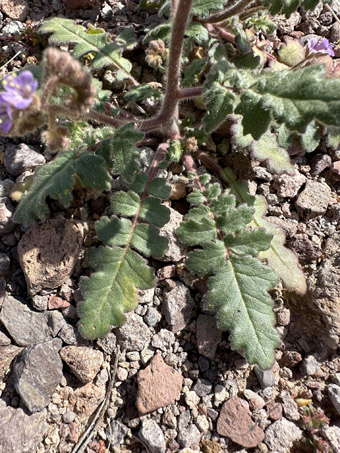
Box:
86 110 127 128
177 87 204 99
195 0 254 24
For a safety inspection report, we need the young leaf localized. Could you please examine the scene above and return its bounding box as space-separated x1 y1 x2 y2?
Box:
140 197 170 227
216 205 254 234
39 18 134 81
225 228 273 256
186 23 209 45
132 224 168 258
75 152 111 190
187 190 206 205
111 191 140 217
205 255 280 369
124 84 162 103
147 178 171 199
177 217 217 246
78 247 155 338
96 216 133 246
183 58 207 88
249 132 293 174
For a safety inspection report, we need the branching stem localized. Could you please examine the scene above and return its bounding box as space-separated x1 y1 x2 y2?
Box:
194 0 254 24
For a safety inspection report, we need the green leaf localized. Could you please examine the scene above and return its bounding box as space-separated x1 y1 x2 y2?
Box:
327 126 340 149
147 178 171 199
205 255 280 369
186 205 212 221
78 247 155 339
203 82 235 133
132 224 168 257
187 190 206 205
96 216 133 246
300 122 321 152
186 240 226 275
216 205 254 234
177 217 217 246
115 27 138 50
236 65 340 139
186 23 209 45
140 197 170 227
250 132 293 174
183 58 207 88
111 191 140 217
111 124 144 182
143 23 171 43
75 152 111 190
39 18 133 80
192 0 226 17
130 173 148 193
205 183 221 201
211 193 236 216
124 84 162 103
225 228 273 256
14 151 76 225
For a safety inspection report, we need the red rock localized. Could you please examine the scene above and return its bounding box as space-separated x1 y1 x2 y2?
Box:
216 396 265 448
136 353 183 414
0 0 29 21
331 161 340 175
48 296 70 310
266 401 283 421
59 346 103 383
63 0 96 8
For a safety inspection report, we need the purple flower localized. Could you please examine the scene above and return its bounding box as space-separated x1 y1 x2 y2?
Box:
1 70 38 109
0 95 13 133
307 37 335 57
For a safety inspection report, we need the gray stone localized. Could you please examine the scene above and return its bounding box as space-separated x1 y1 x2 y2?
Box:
273 170 306 198
0 197 15 237
139 419 166 453
116 312 152 351
243 389 266 410
300 354 321 376
177 423 201 448
196 314 221 359
97 332 117 354
0 295 60 346
5 143 45 177
0 179 14 197
62 410 76 424
0 253 10 276
295 180 331 218
265 418 302 452
328 384 340 415
152 328 175 351
0 344 22 380
321 426 340 452
0 400 47 453
254 365 277 389
13 339 63 413
276 12 301 34
1 20 25 36
280 391 300 421
31 294 49 311
311 154 332 176
162 281 195 333
159 207 188 262
106 420 129 445
144 306 161 327
193 378 212 398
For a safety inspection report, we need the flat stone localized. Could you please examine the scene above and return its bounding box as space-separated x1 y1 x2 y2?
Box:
18 218 83 295
321 426 340 452
265 418 302 452
151 328 175 351
217 396 265 448
0 294 63 346
5 144 45 177
193 378 212 398
0 400 47 453
280 391 300 421
0 0 29 21
69 382 105 422
196 315 221 359
13 339 63 413
243 389 266 410
162 281 195 333
136 353 183 414
106 420 129 446
300 354 321 376
115 312 152 351
0 344 22 380
59 346 103 383
139 419 166 453
328 384 340 415
254 365 277 389
295 180 331 218
0 197 15 237
273 170 306 198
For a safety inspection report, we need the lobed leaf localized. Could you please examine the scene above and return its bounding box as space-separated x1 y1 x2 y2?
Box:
177 217 217 246
225 228 273 256
205 255 280 369
39 18 133 80
203 82 235 133
140 197 171 227
111 191 140 217
78 247 155 339
216 205 254 234
186 240 226 275
192 0 227 17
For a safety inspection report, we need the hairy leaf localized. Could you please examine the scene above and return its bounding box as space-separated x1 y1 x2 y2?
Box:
14 151 110 225
192 0 226 17
39 18 133 80
111 191 140 217
225 228 273 256
96 216 133 246
205 255 280 369
236 65 340 139
177 217 217 246
147 178 171 198
183 58 207 87
186 23 209 45
186 240 226 275
203 82 235 133
124 84 162 102
111 124 143 182
78 247 155 338
132 224 168 258
216 205 254 234
140 197 170 227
